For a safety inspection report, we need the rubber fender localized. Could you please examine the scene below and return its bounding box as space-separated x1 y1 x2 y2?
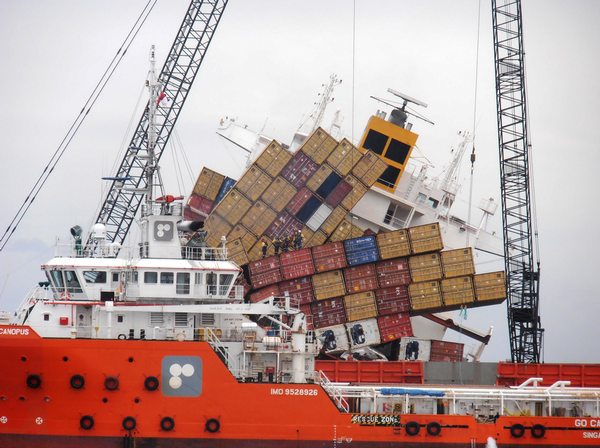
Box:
144 376 159 391
426 421 442 436
70 374 85 389
205 418 220 433
531 424 546 438
510 423 525 438
160 416 175 431
80 415 94 430
405 421 420 436
122 416 136 431
105 376 119 391
26 374 42 389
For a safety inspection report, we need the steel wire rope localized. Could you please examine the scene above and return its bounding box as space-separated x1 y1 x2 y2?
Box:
0 0 158 253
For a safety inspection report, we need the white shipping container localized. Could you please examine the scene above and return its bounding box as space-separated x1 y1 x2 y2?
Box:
315 324 349 353
306 203 333 232
345 318 381 349
398 337 432 362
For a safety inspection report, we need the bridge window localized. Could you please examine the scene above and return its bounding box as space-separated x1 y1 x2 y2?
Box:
195 272 203 284
160 272 174 284
219 274 234 295
83 271 107 284
144 272 158 284
207 272 217 295
176 273 190 294
65 270 83 293
50 270 64 289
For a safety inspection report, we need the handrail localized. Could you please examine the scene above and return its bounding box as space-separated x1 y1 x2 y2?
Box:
317 370 349 413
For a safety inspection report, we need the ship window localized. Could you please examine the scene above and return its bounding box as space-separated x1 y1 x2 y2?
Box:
174 313 188 327
176 273 190 294
427 197 439 209
83 271 107 284
144 272 158 284
50 270 64 288
378 166 401 188
65 270 83 293
219 274 234 296
207 272 217 295
117 315 124 323
362 129 388 155
385 139 411 165
383 203 398 225
160 272 174 284
194 272 203 284
132 271 138 283
416 193 427 205
43 314 50 321
150 312 164 326
201 313 215 326
112 272 119 282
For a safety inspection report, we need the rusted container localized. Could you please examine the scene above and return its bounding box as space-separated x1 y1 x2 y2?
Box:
203 213 232 248
408 222 444 254
343 291 378 322
241 200 277 237
187 193 213 218
378 313 413 342
328 219 364 243
375 285 410 316
430 340 464 362
344 263 378 294
247 236 274 262
299 303 314 331
254 140 292 177
327 138 362 176
278 276 315 305
215 188 253 226
325 179 352 208
311 269 346 301
299 127 338 164
305 229 328 247
409 252 442 283
376 258 411 287
340 175 369 211
320 205 349 236
248 255 282 289
345 235 379 266
225 238 249 267
192 167 225 201
473 271 507 305
408 281 443 314
287 187 316 216
441 247 476 279
314 323 349 351
311 242 347 273
441 276 476 310
261 176 297 213
306 164 334 194
281 151 318 189
377 229 411 260
249 284 280 303
280 248 315 280
345 318 381 349
352 150 388 187
311 299 347 330
183 206 203 222
236 166 272 202
265 211 303 240
227 224 258 251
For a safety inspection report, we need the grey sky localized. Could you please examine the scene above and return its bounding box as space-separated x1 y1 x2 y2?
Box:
1 1 599 363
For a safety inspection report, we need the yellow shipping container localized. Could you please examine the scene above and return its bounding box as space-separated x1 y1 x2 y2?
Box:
441 276 475 308
301 226 315 245
215 188 253 225
321 205 349 236
327 138 362 176
409 281 443 312
261 176 297 212
441 247 475 278
352 150 389 188
312 270 346 301
192 167 225 201
255 140 292 177
236 166 272 202
343 291 378 322
241 201 277 237
328 219 364 243
473 271 507 303
227 224 258 251
306 164 334 194
204 214 232 248
409 253 443 283
305 229 328 248
226 238 249 267
408 222 444 254
340 175 369 211
377 229 411 259
247 236 274 262
300 127 338 164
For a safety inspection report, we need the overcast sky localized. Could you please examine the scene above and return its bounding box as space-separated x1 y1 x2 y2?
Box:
1 1 599 364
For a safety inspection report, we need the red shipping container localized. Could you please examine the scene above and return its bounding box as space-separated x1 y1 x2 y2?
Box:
248 256 282 289
300 304 314 331
286 187 315 215
378 313 413 342
376 258 411 287
375 285 410 315
281 151 319 189
187 193 214 217
312 241 347 273
280 248 315 280
184 206 204 222
265 211 303 240
430 340 464 362
249 284 280 303
311 298 346 329
278 276 315 305
344 263 378 294
325 179 352 208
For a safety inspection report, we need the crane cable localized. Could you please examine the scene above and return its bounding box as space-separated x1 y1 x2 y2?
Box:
0 0 158 253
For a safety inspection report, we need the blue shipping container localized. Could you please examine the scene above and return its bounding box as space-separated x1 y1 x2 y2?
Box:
344 235 379 266
215 177 236 205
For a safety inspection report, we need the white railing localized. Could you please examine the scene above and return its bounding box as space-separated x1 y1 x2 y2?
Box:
317 370 350 412
53 243 228 261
